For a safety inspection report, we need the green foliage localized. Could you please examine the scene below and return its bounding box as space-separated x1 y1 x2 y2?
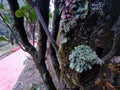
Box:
54 9 60 14
15 8 25 18
28 9 38 22
49 13 53 18
0 36 7 42
15 5 29 18
69 45 98 73
24 0 31 8
15 0 38 23
49 9 60 18
3 15 10 24
0 3 4 9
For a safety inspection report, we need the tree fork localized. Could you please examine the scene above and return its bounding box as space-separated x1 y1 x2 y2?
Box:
7 0 57 89
27 0 59 55
48 0 61 79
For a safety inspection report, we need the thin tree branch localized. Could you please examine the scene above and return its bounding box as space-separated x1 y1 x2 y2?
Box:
7 0 37 56
27 0 59 54
48 0 61 81
26 0 58 89
32 23 35 46
27 1 62 88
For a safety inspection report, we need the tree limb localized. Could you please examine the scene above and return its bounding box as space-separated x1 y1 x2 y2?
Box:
48 0 61 80
27 0 59 54
7 0 36 55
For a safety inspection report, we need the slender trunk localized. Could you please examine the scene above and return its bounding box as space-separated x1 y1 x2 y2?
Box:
36 0 57 89
49 0 61 80
7 0 57 89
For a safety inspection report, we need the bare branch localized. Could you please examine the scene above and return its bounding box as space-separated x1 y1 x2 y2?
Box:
27 0 59 53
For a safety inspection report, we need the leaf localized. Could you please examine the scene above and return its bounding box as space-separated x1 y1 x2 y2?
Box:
24 0 31 8
0 36 7 41
54 9 60 14
15 9 23 18
49 13 53 18
3 15 10 23
20 6 28 13
28 10 38 22
0 3 4 9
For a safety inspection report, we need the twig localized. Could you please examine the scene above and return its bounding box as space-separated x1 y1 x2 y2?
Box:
30 23 36 46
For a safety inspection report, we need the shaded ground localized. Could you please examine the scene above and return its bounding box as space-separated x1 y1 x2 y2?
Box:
13 58 44 90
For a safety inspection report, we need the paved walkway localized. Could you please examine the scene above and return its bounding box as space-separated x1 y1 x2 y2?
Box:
0 48 29 90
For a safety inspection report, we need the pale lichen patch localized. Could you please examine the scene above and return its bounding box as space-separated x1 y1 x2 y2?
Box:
69 45 104 73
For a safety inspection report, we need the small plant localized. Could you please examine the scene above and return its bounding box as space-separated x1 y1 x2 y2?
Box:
0 36 7 42
69 45 103 73
27 83 41 90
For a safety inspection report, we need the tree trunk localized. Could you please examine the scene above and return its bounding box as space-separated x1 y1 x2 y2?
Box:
7 0 56 89
49 0 61 81
7 0 120 89
57 0 120 89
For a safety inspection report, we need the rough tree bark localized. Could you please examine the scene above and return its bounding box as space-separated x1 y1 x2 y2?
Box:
57 0 120 90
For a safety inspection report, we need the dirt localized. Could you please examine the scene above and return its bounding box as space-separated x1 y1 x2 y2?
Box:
13 58 44 90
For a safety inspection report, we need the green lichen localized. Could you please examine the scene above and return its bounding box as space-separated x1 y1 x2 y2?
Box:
69 45 103 73
77 0 88 12
60 20 77 44
60 34 67 44
75 0 89 19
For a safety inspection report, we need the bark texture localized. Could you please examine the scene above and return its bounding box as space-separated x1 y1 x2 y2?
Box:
49 0 61 79
57 0 120 89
